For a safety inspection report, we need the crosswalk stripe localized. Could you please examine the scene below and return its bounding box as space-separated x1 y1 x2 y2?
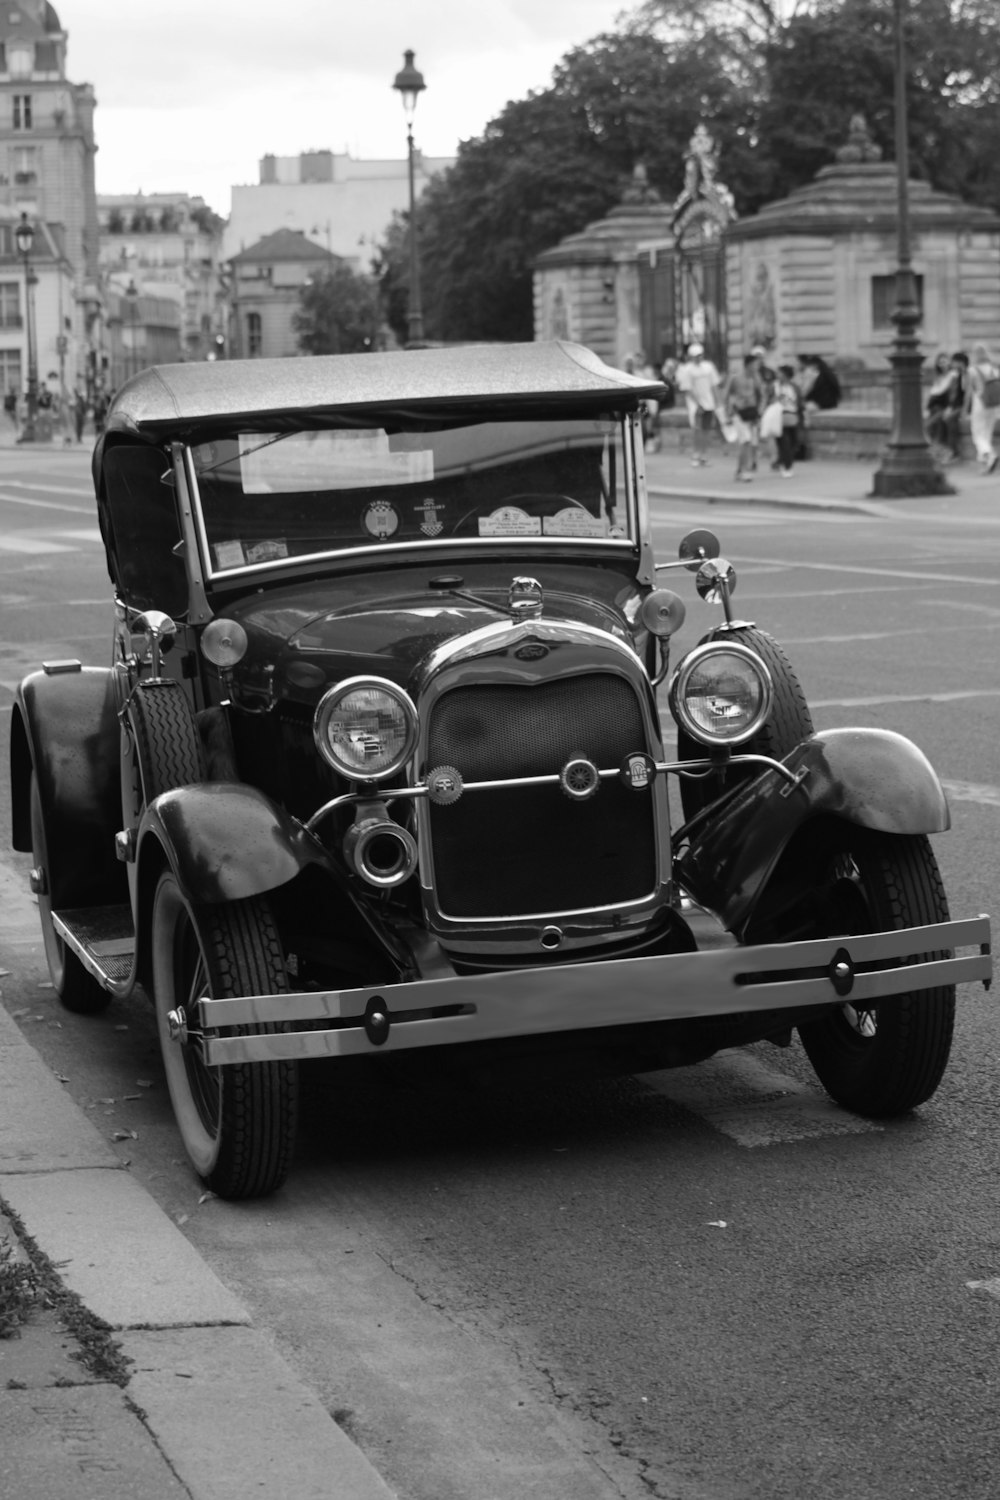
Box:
641 1050 882 1147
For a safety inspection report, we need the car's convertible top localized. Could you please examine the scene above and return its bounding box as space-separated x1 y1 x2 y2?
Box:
101 341 667 445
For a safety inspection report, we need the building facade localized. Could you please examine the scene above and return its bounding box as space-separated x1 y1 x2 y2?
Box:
0 0 98 406
228 228 338 360
224 148 454 271
97 191 226 367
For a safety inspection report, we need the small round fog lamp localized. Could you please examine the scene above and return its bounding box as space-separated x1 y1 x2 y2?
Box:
201 618 248 669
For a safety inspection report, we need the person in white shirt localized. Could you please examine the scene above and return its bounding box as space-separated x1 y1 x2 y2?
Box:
676 342 721 466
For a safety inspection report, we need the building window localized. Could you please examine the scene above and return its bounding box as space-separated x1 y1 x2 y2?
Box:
13 145 37 186
35 42 57 72
0 283 21 330
13 95 32 130
7 44 32 78
0 349 23 395
0 227 12 256
872 273 923 331
247 311 262 357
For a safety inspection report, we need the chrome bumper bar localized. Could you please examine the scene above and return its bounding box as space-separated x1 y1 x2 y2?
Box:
194 915 991 1066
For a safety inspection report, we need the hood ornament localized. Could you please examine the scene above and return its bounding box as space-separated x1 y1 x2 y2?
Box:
508 576 543 620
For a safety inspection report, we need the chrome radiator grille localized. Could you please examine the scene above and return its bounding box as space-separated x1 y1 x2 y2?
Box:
426 674 657 918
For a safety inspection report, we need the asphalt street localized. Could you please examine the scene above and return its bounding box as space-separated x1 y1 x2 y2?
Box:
0 440 998 1500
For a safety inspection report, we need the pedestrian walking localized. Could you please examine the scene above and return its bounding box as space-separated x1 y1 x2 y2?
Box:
72 386 88 443
3 385 18 437
925 353 963 463
774 364 804 476
677 342 721 466
965 342 1000 473
722 354 763 481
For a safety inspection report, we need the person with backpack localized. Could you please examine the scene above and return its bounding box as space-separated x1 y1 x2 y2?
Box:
966 342 1000 473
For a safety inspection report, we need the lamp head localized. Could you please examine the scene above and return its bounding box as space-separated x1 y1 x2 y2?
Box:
392 49 426 120
14 212 34 258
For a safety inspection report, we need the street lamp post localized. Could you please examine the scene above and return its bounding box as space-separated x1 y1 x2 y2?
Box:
871 0 952 498
14 212 37 444
392 49 426 348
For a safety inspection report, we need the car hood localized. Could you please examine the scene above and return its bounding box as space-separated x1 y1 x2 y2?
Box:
219 563 642 707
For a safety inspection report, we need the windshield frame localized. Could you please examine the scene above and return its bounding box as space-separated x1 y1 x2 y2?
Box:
182 413 645 587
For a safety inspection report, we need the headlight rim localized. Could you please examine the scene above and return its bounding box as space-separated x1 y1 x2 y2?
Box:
313 675 419 783
668 640 773 748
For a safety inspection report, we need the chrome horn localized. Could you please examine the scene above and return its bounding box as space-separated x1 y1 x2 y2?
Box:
343 804 418 888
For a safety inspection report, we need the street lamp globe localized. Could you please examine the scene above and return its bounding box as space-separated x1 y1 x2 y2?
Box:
392 49 425 120
14 212 34 259
392 50 427 347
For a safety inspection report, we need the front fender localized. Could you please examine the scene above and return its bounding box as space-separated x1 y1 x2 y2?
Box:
678 728 950 936
138 781 326 904
10 666 124 906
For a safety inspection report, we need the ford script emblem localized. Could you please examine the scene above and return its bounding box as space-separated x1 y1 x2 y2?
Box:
515 642 549 661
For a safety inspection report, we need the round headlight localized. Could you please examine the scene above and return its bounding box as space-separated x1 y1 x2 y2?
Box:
668 641 773 747
313 677 418 782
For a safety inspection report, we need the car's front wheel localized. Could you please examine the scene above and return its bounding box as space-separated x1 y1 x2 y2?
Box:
797 826 955 1117
151 872 299 1199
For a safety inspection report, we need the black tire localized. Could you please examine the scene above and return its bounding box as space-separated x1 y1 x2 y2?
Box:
124 679 207 818
676 625 813 822
151 872 299 1199
797 826 955 1117
29 773 111 1014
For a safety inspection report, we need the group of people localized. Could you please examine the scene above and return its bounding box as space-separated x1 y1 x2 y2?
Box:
1 383 110 444
662 344 841 481
925 343 999 473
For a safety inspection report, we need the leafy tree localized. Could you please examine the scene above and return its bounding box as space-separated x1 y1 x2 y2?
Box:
294 263 380 354
380 28 753 343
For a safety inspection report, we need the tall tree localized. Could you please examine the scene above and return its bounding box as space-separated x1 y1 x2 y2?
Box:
294 264 380 355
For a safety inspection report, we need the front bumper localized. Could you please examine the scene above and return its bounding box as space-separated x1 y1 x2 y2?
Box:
192 914 991 1066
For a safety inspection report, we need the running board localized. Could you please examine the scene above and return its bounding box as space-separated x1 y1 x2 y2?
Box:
52 906 135 988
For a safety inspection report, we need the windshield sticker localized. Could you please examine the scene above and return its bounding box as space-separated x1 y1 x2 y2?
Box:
213 539 246 570
363 501 400 540
416 499 445 537
543 508 607 537
245 538 289 564
240 430 434 493
478 506 541 537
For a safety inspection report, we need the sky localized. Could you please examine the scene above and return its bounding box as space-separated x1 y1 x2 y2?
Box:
66 0 640 216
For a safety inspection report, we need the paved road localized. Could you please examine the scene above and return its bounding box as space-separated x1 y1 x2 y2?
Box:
1 448 998 1500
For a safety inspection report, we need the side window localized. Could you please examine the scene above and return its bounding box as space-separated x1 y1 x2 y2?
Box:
99 444 188 616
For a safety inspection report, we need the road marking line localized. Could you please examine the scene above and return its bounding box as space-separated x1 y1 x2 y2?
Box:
0 536 73 553
812 689 1000 708
941 780 1000 809
0 480 93 497
641 1051 882 1148
0 491 92 515
737 554 1000 588
967 1279 1000 1299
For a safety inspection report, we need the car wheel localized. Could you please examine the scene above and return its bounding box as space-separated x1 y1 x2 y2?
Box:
676 625 813 822
29 772 111 1014
151 871 299 1199
797 827 955 1117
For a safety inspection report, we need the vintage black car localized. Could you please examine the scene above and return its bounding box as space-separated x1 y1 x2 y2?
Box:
9 342 991 1197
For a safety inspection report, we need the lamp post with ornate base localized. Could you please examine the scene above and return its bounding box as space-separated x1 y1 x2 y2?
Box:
392 49 427 349
14 212 37 445
870 0 953 498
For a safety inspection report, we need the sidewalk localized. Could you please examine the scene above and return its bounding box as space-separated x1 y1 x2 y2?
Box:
0 991 396 1499
643 443 999 518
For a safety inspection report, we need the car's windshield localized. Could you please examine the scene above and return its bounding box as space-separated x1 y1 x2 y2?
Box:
189 416 635 577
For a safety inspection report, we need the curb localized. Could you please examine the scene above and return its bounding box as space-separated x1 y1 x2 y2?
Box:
647 480 893 517
0 996 395 1500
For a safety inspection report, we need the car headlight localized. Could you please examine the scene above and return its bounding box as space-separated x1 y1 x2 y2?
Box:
313 677 418 781
668 641 773 747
